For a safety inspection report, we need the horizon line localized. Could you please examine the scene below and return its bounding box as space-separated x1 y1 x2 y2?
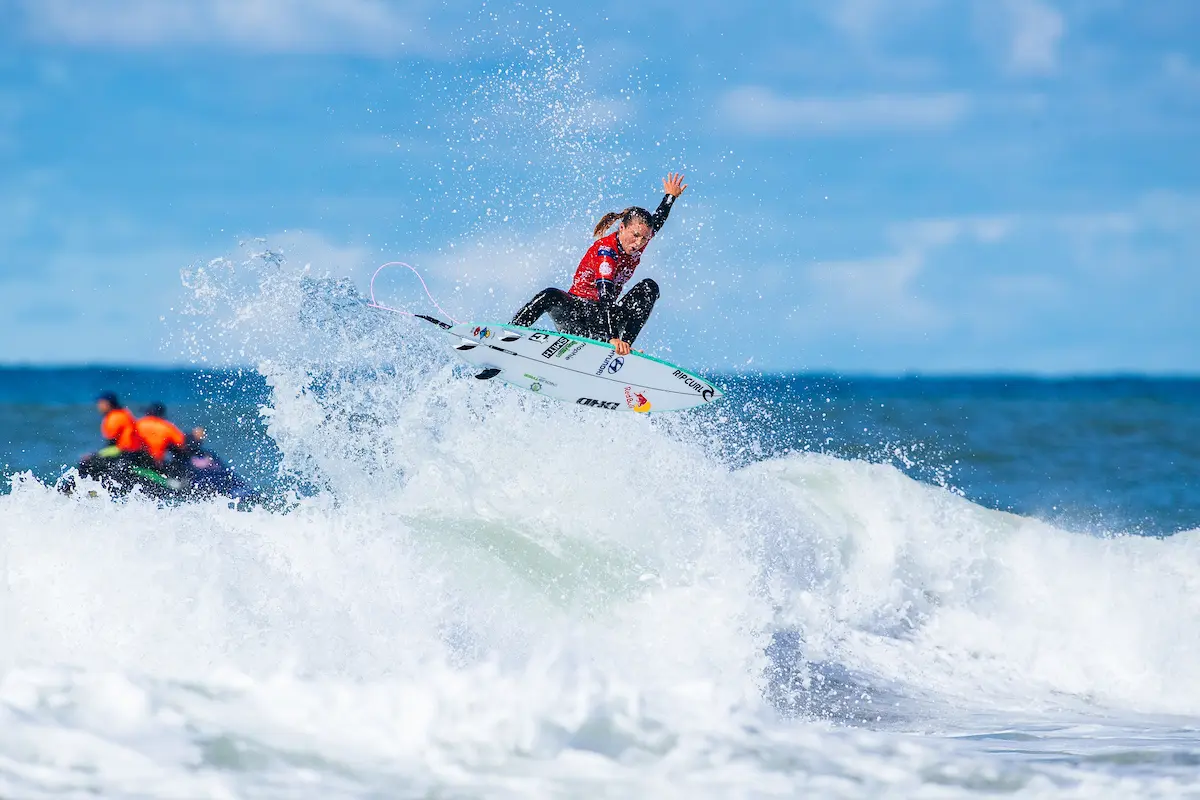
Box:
3 363 1200 382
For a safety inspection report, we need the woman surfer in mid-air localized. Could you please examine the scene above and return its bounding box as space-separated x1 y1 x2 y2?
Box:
498 172 687 370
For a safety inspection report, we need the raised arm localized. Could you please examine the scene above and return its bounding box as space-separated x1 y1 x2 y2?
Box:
649 172 688 233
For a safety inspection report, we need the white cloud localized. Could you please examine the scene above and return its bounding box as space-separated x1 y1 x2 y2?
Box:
806 250 943 332
1052 210 1138 239
0 244 199 365
744 0 944 82
768 195 1200 371
825 0 944 43
1136 192 1200 231
797 215 1015 335
1009 0 1064 74
899 216 1017 248
983 0 1065 75
1164 53 1200 88
254 229 374 276
718 87 970 136
826 0 894 42
1043 194 1200 284
14 0 460 56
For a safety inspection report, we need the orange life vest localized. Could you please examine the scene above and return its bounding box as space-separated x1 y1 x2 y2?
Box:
101 407 144 453
136 415 187 462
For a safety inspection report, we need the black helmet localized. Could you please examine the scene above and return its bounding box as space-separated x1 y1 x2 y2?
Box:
96 391 121 408
144 402 168 418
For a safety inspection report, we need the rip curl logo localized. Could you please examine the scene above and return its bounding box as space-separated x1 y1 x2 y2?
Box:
671 369 715 402
624 386 651 413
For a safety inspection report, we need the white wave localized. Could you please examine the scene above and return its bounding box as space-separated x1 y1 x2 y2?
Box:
5 250 1200 797
4 451 1200 797
748 454 1200 717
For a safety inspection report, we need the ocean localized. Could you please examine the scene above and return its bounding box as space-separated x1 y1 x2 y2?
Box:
2 270 1200 797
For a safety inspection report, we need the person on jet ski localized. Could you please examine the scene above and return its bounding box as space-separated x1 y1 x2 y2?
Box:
76 392 149 481
135 402 188 468
96 391 145 456
508 172 687 358
180 426 259 503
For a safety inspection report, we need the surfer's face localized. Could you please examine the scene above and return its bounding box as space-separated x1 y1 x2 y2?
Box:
618 219 653 254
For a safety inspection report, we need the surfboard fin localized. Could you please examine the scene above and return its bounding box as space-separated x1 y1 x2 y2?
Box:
475 367 501 380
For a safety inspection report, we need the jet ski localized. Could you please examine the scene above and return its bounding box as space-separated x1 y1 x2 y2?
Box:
59 444 262 506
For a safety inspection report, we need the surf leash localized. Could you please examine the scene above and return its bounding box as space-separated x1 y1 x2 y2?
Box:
366 261 462 326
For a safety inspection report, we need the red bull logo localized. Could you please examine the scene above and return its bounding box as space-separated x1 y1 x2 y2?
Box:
624 386 651 413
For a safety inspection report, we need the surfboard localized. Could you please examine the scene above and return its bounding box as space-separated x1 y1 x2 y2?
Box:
414 315 722 413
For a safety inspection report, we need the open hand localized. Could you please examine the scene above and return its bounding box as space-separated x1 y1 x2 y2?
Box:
610 338 632 356
662 172 688 198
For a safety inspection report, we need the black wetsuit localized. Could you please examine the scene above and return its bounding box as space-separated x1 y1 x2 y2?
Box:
510 279 660 345
511 194 676 345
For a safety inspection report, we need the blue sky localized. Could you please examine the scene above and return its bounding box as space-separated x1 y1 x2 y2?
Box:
0 0 1197 373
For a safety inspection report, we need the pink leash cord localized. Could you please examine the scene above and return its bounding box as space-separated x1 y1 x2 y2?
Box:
366 261 463 325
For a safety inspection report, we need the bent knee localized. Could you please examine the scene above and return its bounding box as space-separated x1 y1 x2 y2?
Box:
637 278 660 299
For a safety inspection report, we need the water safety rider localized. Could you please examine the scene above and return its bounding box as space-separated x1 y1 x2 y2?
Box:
135 402 188 465
95 391 145 457
74 391 151 483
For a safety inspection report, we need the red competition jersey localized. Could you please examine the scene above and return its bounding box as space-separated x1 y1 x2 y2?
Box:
567 232 642 302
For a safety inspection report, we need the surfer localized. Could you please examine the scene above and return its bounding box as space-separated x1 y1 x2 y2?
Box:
509 172 687 357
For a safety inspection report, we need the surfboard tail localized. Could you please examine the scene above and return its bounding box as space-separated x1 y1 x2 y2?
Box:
414 314 452 330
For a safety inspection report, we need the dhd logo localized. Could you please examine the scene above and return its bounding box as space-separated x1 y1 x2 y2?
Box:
576 397 620 410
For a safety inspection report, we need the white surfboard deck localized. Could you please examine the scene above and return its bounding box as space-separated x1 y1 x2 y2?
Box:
426 319 722 413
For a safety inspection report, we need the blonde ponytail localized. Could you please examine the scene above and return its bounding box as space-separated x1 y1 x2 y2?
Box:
592 206 654 238
592 209 631 239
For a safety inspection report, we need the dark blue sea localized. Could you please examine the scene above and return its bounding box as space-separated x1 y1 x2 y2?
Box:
3 309 1200 797
4 368 1198 536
